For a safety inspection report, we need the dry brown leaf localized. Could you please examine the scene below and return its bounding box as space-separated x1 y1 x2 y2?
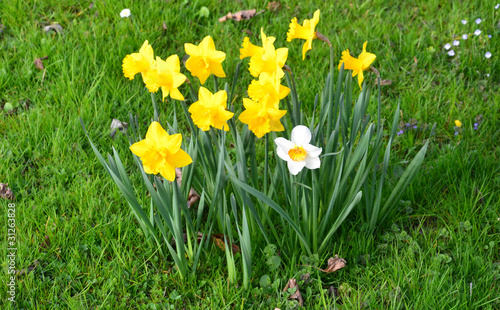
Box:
43 24 63 34
40 235 50 249
375 79 392 86
218 9 264 22
321 255 346 273
210 234 241 253
283 278 304 306
267 1 282 12
174 168 200 208
0 183 15 200
34 56 48 70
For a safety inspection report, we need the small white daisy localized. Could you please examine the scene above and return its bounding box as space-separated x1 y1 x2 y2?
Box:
120 8 131 18
461 19 467 25
448 50 455 56
444 43 451 50
485 52 492 58
475 18 481 24
462 34 468 40
453 40 460 46
474 29 481 36
496 4 500 9
487 74 490 77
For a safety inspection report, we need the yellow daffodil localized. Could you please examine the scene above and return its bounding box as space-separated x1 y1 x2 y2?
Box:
286 10 320 60
239 95 287 138
130 121 192 181
144 55 186 101
275 125 322 175
338 41 376 89
188 87 234 131
455 120 462 127
247 73 290 104
248 37 288 80
240 28 276 60
184 36 226 85
122 40 155 80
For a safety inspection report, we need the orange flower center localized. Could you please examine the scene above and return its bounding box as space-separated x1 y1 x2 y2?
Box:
288 146 306 162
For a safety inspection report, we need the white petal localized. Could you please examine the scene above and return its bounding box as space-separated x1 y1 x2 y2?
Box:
461 19 467 24
496 4 500 9
453 40 459 46
476 18 481 24
485 52 492 59
488 34 492 38
462 34 468 40
487 74 490 77
474 29 481 36
444 43 451 50
120 9 131 18
287 160 306 175
448 50 455 56
304 156 321 170
275 137 294 161
291 125 311 145
303 144 322 158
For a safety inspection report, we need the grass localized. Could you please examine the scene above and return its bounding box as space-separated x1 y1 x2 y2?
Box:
1 0 499 308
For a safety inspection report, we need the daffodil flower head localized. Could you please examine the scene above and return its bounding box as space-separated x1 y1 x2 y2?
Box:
338 41 376 89
275 125 322 175
248 37 288 79
240 28 277 60
130 122 192 181
122 40 155 80
184 36 226 85
144 55 186 101
286 9 320 60
239 95 287 138
247 73 290 104
188 87 234 131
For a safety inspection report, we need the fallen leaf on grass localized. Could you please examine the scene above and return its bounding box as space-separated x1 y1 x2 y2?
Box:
34 56 48 70
321 255 347 273
283 278 304 306
267 1 283 12
375 79 392 86
298 254 347 273
43 24 63 34
17 260 39 276
175 168 200 207
40 235 50 249
0 183 15 200
218 9 264 22
210 234 241 253
110 118 128 139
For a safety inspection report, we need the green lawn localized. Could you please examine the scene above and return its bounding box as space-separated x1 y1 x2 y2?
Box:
1 0 499 308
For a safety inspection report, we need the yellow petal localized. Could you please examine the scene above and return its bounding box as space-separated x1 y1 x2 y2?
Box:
169 87 185 101
159 160 176 181
143 69 160 92
146 122 169 145
130 139 155 157
169 149 193 168
184 43 201 57
164 133 182 153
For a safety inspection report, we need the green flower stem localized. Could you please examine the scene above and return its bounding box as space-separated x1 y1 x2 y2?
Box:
213 76 219 93
150 92 159 122
312 170 319 253
264 133 269 195
327 45 335 135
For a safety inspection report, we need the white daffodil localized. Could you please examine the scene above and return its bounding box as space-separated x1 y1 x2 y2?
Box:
453 40 459 46
444 43 451 50
275 125 322 175
120 9 131 18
